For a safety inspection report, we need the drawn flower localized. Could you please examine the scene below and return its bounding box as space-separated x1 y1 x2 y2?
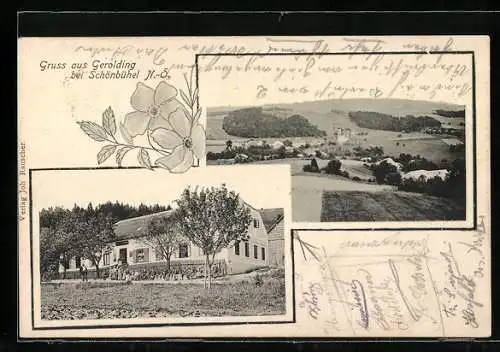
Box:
151 109 205 173
123 81 188 137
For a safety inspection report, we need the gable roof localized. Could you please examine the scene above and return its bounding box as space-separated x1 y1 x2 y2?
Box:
112 202 283 240
258 208 284 233
113 210 175 240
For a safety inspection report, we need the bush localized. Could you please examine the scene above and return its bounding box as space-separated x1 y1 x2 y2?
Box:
310 158 319 172
352 176 361 181
253 273 264 287
341 170 350 178
386 171 402 186
324 159 342 175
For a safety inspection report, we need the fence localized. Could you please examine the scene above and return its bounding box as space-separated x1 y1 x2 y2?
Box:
57 259 228 281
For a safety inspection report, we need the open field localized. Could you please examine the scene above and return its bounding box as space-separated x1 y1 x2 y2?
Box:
320 190 466 222
292 174 394 222
41 274 286 320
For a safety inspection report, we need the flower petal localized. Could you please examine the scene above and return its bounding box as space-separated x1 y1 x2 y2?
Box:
150 128 183 150
168 107 191 138
155 145 186 171
154 81 177 105
130 83 154 112
170 150 195 173
190 123 206 159
123 111 150 137
158 98 185 121
148 115 173 132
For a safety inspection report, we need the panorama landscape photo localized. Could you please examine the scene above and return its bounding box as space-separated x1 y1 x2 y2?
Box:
206 99 467 223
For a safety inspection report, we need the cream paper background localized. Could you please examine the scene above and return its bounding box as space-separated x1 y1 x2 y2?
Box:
18 35 490 338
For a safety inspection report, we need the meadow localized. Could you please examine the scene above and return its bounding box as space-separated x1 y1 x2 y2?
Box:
320 190 466 222
41 272 286 320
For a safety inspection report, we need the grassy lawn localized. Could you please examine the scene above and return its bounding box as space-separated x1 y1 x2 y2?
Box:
41 277 286 320
320 190 466 222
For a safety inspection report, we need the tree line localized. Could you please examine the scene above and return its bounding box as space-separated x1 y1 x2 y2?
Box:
348 111 441 132
222 107 327 138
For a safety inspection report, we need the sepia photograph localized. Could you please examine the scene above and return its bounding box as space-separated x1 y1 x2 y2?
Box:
30 166 292 327
201 53 473 225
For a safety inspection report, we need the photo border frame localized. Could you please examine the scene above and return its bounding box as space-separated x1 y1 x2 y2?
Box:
197 50 477 231
25 167 297 331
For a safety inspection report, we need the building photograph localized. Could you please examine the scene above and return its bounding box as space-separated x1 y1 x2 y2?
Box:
32 166 291 324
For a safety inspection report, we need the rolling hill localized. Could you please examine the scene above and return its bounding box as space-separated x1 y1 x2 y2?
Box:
207 98 465 139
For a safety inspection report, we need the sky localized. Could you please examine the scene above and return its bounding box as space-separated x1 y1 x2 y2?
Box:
32 165 291 211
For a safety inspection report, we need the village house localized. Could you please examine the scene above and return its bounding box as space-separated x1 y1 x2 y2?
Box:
58 202 284 279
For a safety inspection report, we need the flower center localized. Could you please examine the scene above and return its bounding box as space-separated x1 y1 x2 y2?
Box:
148 105 160 118
183 137 193 149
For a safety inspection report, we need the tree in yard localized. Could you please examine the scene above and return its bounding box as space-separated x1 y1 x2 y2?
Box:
226 140 233 150
74 207 116 279
39 207 79 280
175 184 253 289
141 214 185 271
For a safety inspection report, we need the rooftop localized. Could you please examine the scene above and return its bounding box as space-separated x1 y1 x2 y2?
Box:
258 208 284 233
112 204 285 241
113 210 176 240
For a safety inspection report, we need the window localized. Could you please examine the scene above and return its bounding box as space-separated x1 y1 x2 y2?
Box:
75 257 81 268
234 242 240 255
253 219 260 228
179 244 189 258
261 247 266 261
244 242 249 257
254 245 258 259
135 248 149 263
103 252 110 266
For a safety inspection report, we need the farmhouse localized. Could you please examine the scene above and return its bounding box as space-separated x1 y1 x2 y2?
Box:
402 169 449 181
58 202 284 279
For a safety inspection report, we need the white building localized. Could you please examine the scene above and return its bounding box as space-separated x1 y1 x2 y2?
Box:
59 203 284 279
402 169 449 181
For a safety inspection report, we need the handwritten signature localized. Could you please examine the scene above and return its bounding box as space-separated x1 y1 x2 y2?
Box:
440 242 483 329
299 282 323 320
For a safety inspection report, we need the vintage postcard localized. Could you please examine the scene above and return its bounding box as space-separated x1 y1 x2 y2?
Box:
18 35 490 338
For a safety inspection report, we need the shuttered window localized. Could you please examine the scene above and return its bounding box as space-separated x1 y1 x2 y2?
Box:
179 244 189 258
135 248 149 263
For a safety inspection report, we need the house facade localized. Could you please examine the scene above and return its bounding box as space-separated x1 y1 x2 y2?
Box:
58 203 284 279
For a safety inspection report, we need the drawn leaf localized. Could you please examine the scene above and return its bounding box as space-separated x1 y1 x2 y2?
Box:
116 146 133 167
179 89 191 108
119 122 134 145
97 145 117 165
137 148 153 170
77 121 109 142
193 108 202 122
192 86 199 105
189 65 195 93
102 106 117 136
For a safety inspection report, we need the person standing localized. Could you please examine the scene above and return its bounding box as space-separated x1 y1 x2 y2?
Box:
81 263 88 282
79 263 84 282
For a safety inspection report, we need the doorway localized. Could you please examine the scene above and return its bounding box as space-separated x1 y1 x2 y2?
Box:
119 248 127 264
